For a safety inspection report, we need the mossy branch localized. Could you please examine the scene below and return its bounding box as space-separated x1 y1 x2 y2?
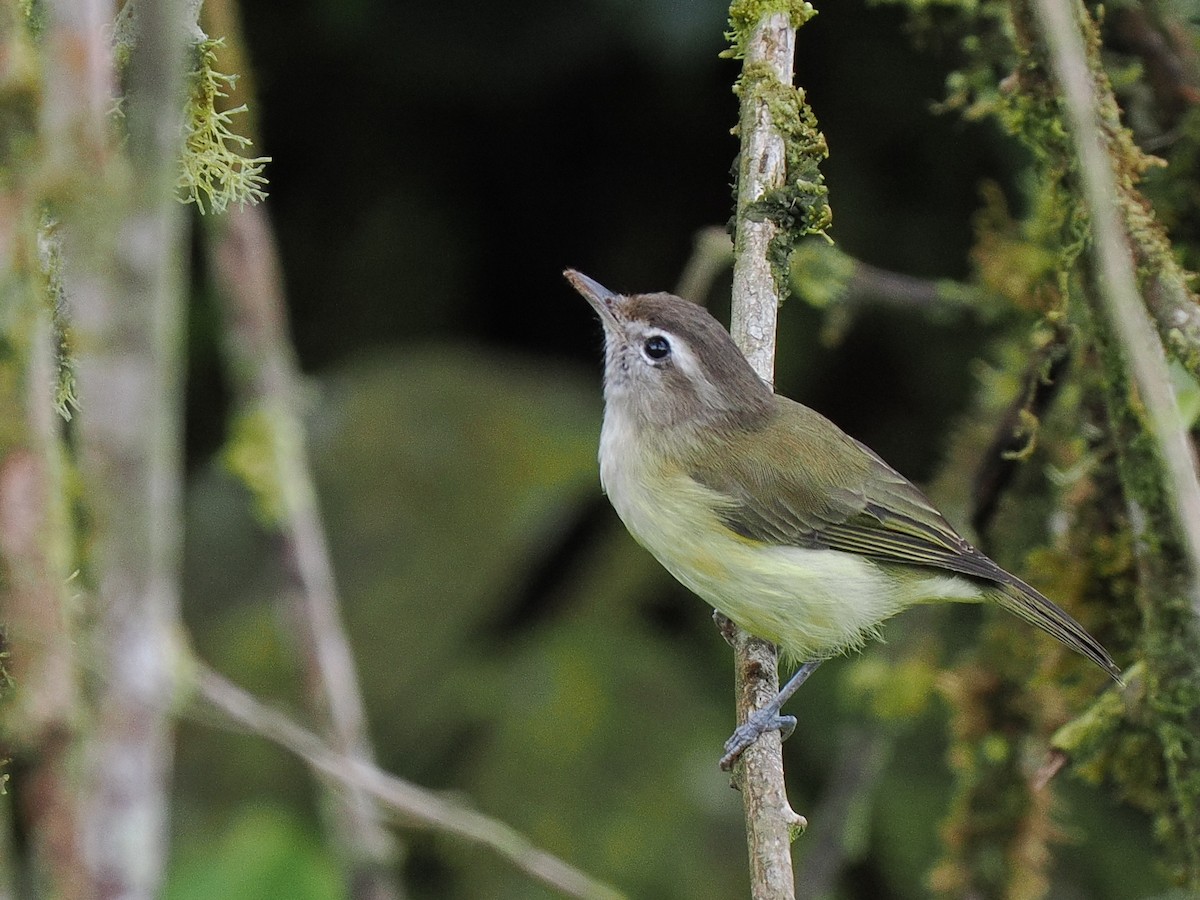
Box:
193 665 627 900
1024 0 1200 885
724 2 829 896
1029 0 1200 590
43 0 195 892
877 0 1200 890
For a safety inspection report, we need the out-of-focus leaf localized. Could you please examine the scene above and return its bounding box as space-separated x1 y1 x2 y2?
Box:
165 805 339 900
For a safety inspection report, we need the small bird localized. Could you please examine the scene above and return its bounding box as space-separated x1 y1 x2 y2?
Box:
564 269 1121 767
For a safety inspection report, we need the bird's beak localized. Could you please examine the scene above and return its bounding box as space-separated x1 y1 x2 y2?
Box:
564 269 621 327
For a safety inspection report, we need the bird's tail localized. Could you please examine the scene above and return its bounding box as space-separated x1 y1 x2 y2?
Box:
992 579 1122 682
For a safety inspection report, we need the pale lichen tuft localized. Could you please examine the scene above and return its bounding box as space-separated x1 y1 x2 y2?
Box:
179 38 270 214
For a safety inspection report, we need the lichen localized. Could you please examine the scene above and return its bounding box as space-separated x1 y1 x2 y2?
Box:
178 37 269 214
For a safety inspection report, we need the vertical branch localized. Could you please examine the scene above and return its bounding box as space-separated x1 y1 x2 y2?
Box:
1018 0 1200 884
43 0 192 893
1031 0 1200 599
730 13 794 375
0 306 84 898
728 12 798 894
210 203 402 899
725 2 829 896
0 3 85 893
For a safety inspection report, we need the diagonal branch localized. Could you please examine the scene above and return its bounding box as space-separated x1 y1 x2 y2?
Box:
210 198 402 899
192 666 627 900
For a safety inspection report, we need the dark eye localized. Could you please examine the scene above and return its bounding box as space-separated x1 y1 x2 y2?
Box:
644 335 671 360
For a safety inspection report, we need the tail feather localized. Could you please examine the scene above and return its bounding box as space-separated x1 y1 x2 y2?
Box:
992 580 1122 682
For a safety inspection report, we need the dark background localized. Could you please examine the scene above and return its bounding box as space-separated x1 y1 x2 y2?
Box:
192 0 1013 477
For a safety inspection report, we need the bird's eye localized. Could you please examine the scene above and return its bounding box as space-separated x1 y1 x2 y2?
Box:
643 335 671 360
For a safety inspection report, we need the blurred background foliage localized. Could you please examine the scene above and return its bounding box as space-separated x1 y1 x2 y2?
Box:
163 0 1192 897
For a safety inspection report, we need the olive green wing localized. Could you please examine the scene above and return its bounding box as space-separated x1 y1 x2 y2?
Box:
689 398 1120 679
689 398 1001 582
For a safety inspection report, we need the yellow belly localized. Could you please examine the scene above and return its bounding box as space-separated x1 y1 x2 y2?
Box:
599 436 981 661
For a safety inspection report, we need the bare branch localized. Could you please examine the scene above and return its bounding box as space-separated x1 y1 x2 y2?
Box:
210 199 401 897
192 667 627 900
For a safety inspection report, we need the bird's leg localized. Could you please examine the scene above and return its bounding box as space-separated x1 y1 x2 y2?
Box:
720 659 822 770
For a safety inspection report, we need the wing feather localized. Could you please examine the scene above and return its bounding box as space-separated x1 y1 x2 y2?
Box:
688 397 1120 679
691 400 1003 581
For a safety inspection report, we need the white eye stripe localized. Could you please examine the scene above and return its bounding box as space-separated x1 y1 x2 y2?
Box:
631 325 710 382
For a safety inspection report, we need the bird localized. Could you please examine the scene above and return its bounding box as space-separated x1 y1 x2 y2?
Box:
563 269 1121 767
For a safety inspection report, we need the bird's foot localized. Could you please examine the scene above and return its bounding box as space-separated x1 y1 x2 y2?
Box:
718 658 822 770
719 710 797 771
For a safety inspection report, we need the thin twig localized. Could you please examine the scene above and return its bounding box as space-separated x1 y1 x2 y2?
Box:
727 9 806 899
210 198 402 898
1032 0 1200 616
970 324 1071 537
192 666 627 900
675 226 733 303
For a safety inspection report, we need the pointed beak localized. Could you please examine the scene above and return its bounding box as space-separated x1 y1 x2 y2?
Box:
564 269 621 327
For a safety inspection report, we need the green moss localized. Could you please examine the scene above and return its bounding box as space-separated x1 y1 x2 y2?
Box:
1167 328 1200 380
888 0 1200 888
723 0 817 60
734 58 831 301
1051 667 1135 761
222 405 291 527
787 240 854 308
34 218 79 422
17 0 42 39
1078 280 1200 885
